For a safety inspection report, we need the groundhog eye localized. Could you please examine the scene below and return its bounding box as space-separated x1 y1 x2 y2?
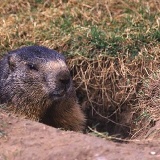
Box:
27 63 38 71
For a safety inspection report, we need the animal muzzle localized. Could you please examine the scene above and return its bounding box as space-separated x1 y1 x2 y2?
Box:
57 70 71 92
48 70 72 99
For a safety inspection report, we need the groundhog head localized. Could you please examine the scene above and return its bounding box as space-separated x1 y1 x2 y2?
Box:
0 46 74 108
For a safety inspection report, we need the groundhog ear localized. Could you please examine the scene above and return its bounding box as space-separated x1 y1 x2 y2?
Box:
7 54 18 71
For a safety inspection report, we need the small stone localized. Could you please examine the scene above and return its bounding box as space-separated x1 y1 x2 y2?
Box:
150 151 156 155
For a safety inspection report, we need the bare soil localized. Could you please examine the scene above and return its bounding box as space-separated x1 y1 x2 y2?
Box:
0 110 160 160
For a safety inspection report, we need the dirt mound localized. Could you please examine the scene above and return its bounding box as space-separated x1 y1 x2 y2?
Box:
0 110 160 160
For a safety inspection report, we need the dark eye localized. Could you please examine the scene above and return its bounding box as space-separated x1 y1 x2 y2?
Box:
27 63 38 71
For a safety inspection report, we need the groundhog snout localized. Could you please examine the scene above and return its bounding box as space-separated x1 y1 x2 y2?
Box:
56 70 71 92
48 70 72 99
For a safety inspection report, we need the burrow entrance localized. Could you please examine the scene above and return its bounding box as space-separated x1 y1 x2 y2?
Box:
68 55 159 139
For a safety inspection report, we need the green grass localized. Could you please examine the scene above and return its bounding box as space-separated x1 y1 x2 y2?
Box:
0 0 159 57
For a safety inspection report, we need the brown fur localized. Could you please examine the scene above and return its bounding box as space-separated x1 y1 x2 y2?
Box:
42 99 85 131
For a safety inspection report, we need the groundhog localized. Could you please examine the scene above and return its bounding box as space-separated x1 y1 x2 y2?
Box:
0 45 85 132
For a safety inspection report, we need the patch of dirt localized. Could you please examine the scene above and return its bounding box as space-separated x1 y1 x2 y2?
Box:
0 110 160 160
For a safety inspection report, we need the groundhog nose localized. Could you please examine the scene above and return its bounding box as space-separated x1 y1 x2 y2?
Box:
57 70 71 90
59 78 70 86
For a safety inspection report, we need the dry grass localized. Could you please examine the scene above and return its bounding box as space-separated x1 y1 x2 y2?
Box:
68 52 160 138
131 70 160 139
0 0 160 139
